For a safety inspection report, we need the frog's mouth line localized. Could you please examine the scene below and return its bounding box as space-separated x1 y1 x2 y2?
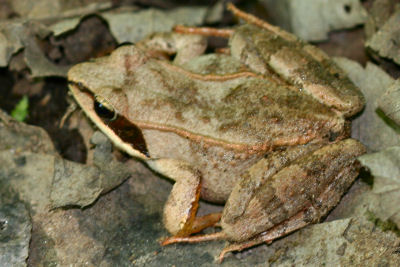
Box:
68 81 150 159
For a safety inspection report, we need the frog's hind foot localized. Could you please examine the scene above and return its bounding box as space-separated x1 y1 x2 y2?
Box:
161 212 222 246
217 208 315 262
189 212 222 234
218 239 269 263
161 231 226 246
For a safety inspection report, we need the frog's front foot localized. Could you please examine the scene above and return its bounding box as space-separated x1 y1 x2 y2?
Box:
147 158 222 237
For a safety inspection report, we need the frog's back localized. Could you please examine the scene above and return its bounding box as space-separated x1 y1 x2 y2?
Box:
125 58 346 153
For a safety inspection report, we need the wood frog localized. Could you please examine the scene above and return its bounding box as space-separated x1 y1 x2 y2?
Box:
67 3 366 262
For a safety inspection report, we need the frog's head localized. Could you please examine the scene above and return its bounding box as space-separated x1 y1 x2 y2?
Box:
68 45 148 99
68 45 150 160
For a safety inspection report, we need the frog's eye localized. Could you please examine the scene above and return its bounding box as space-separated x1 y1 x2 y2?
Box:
94 95 117 121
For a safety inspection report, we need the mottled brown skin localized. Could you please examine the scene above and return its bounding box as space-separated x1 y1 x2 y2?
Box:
220 139 365 242
68 3 366 262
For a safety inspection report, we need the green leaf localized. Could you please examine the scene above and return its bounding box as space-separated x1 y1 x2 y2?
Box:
11 95 29 122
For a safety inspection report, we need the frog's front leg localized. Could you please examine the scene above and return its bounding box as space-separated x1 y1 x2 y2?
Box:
147 158 221 237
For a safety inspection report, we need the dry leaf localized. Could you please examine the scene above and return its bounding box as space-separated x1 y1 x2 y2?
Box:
0 22 25 67
0 110 130 211
334 57 400 151
260 0 367 41
358 146 400 227
0 203 31 267
378 79 400 127
264 217 400 265
11 0 112 20
0 4 222 77
102 6 219 43
366 9 400 65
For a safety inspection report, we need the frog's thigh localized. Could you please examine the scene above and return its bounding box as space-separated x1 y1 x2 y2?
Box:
147 158 220 236
223 139 365 243
219 139 365 260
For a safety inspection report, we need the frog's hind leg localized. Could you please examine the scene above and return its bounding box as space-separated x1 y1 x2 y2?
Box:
218 210 311 263
174 25 233 38
173 25 233 56
218 152 364 262
147 158 222 237
159 203 312 262
226 3 297 42
173 3 292 41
